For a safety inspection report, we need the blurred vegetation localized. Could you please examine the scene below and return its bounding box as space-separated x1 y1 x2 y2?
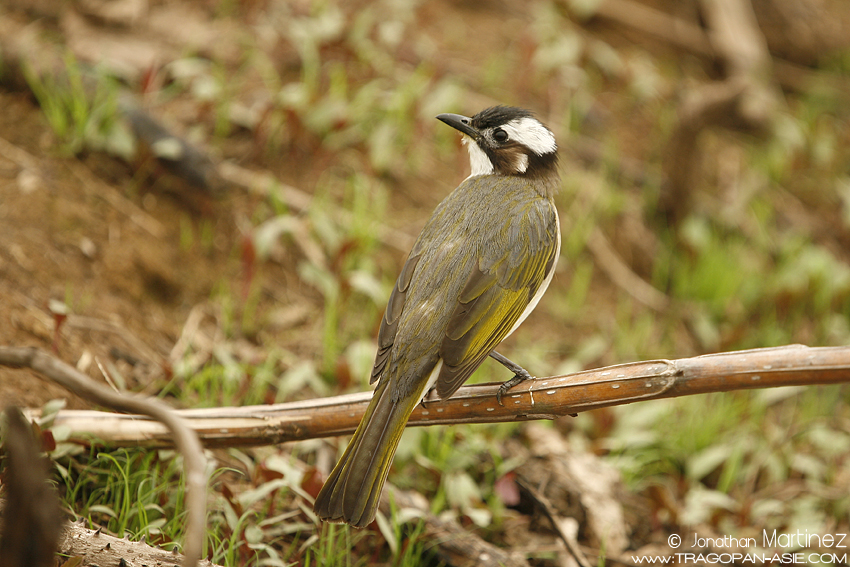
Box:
5 0 850 564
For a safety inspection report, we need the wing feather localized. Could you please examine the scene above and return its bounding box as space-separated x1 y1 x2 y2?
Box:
436 200 558 399
371 252 422 385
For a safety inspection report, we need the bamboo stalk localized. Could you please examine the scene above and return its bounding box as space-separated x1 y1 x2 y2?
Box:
11 344 850 450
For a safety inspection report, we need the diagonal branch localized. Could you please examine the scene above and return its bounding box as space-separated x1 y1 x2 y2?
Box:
6 344 850 449
578 0 843 93
659 0 780 223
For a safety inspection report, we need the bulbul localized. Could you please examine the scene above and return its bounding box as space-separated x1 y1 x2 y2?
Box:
313 106 561 527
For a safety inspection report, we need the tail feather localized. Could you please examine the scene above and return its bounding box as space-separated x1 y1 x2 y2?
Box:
313 379 423 527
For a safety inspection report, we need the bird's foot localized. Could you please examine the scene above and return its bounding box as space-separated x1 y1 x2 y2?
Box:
497 371 533 406
490 351 534 406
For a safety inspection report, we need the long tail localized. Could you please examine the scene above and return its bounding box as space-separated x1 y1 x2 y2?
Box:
313 379 424 527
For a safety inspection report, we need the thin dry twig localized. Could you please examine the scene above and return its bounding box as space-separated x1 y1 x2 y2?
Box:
0 134 42 171
218 161 416 253
67 313 163 365
0 347 206 567
65 160 167 239
10 344 850 449
586 227 669 312
580 0 841 93
659 0 780 223
515 475 592 567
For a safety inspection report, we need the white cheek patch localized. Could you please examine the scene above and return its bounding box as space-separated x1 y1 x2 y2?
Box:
463 136 495 177
500 117 557 156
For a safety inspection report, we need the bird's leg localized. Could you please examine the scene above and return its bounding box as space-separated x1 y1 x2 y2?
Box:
420 387 440 408
489 351 534 405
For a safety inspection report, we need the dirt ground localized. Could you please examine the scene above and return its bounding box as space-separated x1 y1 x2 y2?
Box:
0 0 604 413
1 98 178 402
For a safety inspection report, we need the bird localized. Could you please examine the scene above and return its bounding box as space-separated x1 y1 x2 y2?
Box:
313 105 561 527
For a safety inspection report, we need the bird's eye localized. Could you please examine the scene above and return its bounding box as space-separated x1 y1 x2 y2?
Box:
493 128 508 143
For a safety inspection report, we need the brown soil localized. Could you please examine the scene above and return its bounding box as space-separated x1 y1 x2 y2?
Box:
0 0 581 412
0 89 227 407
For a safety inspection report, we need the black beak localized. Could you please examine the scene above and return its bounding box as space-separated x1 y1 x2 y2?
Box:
436 113 478 138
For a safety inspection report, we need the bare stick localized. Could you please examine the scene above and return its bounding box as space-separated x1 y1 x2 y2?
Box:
65 160 167 239
0 407 64 567
0 347 206 567
582 0 840 93
515 475 592 567
8 344 850 449
660 0 779 223
586 227 669 312
58 521 223 567
218 161 416 253
593 0 715 57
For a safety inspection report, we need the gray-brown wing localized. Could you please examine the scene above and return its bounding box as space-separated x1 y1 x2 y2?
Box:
436 200 559 399
370 252 422 385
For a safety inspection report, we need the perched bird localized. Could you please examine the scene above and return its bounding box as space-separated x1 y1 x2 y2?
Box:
313 106 561 527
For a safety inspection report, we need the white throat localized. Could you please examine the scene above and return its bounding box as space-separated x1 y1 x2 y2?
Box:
464 137 494 178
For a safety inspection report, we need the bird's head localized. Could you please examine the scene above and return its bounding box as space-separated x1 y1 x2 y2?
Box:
437 106 559 180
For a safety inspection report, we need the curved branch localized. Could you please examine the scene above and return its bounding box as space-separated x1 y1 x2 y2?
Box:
0 347 206 567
